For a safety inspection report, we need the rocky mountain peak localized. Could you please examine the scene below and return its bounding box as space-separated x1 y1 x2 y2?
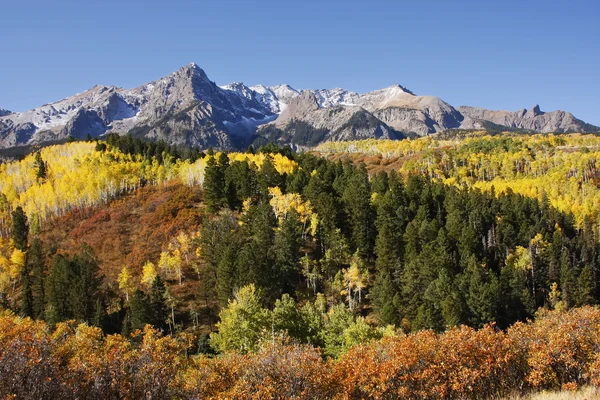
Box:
0 62 597 151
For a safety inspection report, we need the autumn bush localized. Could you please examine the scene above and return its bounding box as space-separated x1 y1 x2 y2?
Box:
333 325 524 399
180 338 335 399
2 306 600 399
508 307 600 391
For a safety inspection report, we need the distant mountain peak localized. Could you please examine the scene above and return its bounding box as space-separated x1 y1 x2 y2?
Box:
0 63 597 151
386 84 415 95
177 62 209 80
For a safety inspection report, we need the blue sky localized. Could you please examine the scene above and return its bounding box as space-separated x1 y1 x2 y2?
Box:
1 0 598 125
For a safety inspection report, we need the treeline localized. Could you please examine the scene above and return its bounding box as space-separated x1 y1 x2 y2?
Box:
101 133 204 164
1 306 600 399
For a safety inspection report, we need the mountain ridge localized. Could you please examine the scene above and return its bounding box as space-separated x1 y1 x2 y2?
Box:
0 63 597 150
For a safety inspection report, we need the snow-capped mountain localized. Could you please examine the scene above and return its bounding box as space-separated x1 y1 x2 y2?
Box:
0 62 597 151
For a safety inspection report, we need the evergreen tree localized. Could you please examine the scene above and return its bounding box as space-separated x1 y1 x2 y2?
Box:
129 289 150 331
44 246 102 326
576 265 596 306
11 206 28 251
238 202 276 299
28 238 45 319
371 270 400 325
149 276 169 331
44 255 71 326
271 209 303 295
203 155 225 213
216 246 237 306
258 154 283 198
69 245 102 323
19 267 33 318
459 255 500 328
341 164 375 259
34 152 47 180
559 250 576 307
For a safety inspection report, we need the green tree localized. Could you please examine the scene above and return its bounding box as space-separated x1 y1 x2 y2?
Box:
149 276 169 332
271 209 303 295
576 265 596 306
34 152 47 180
203 155 225 213
129 289 150 332
341 164 375 259
11 206 28 251
209 284 270 353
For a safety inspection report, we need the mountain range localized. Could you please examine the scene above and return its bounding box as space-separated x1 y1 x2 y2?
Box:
0 62 597 150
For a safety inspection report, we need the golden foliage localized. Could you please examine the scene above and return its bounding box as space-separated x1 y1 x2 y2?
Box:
317 134 600 227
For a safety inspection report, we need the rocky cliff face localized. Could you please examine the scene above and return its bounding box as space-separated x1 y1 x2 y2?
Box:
0 63 597 151
457 105 595 133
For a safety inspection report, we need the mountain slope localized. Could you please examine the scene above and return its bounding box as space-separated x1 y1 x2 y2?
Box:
457 105 597 133
0 63 275 150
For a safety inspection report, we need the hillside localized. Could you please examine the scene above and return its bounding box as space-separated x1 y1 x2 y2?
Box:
1 134 600 398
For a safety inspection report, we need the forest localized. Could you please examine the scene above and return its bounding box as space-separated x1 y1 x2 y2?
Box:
1 132 600 398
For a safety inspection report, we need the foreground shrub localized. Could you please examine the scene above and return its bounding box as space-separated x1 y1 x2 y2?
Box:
180 338 335 399
509 307 600 391
333 325 524 399
1 307 600 399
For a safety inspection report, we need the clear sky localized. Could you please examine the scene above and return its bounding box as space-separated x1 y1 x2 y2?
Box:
1 0 598 125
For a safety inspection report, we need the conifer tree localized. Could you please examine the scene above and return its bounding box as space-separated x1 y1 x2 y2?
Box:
576 265 596 306
19 267 33 318
271 209 303 295
11 206 28 251
129 289 150 331
34 152 47 180
203 155 225 213
149 276 169 331
341 164 375 259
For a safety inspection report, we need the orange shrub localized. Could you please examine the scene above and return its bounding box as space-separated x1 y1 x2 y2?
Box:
2 307 600 399
508 307 600 391
333 325 523 399
180 339 334 399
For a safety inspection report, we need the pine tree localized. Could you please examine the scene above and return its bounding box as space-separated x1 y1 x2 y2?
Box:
34 152 47 180
258 154 283 198
460 255 500 328
149 276 169 331
69 245 102 323
203 155 225 213
576 265 596 306
341 164 375 259
129 289 150 331
371 270 399 325
19 267 33 318
239 201 276 299
271 209 303 295
11 206 28 251
216 246 237 306
44 255 71 326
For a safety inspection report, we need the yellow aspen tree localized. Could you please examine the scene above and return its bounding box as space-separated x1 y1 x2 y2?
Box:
141 261 158 289
118 266 135 303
